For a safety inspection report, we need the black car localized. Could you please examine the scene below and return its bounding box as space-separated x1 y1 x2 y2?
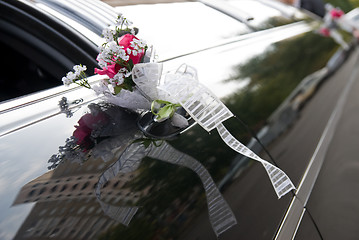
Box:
1 0 358 239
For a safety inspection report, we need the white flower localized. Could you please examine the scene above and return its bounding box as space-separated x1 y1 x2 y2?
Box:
124 19 133 27
137 39 147 48
119 52 129 61
62 77 72 86
124 71 132 78
73 65 86 74
100 49 110 59
93 82 110 95
115 13 124 24
102 28 115 42
108 41 120 52
122 18 133 28
98 44 105 53
115 15 133 29
98 58 107 68
132 49 138 56
130 40 137 49
109 78 117 87
113 72 125 84
97 50 112 64
66 71 77 81
117 48 127 59
115 15 125 26
131 38 147 50
62 65 86 86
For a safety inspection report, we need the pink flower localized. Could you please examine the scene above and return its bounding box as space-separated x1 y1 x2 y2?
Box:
94 34 145 79
73 124 93 150
94 63 121 79
320 27 330 37
118 34 145 65
330 9 344 19
73 113 109 150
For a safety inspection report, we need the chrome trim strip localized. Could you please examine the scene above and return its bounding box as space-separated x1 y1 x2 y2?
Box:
0 75 106 137
275 48 359 239
292 208 306 239
0 75 104 114
159 21 313 62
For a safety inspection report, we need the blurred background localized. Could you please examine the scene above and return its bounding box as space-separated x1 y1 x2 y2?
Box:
102 0 359 12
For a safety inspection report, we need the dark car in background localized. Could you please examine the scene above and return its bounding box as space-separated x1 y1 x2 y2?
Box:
1 0 358 239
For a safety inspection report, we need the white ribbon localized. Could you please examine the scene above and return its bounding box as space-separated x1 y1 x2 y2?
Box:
97 62 295 235
132 62 163 100
148 141 237 236
159 64 295 199
95 140 237 236
216 123 294 198
95 142 147 225
321 4 350 50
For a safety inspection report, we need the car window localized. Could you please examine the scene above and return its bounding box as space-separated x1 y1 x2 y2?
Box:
0 0 99 103
0 41 60 102
117 2 252 60
0 19 69 102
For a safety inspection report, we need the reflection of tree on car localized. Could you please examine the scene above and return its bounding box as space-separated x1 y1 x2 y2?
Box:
223 32 338 136
279 0 325 17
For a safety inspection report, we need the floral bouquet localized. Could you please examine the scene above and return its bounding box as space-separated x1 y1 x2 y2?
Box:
62 15 147 94
318 4 353 50
61 14 190 131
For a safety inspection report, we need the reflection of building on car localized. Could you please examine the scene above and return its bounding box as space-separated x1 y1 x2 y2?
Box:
12 161 148 240
13 169 145 206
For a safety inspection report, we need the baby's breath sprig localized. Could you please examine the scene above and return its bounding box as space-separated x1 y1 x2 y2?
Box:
62 64 90 89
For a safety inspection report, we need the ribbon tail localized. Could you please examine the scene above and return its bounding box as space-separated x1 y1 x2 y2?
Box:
95 142 149 225
148 142 237 236
216 123 295 199
98 202 139 226
330 29 349 50
261 161 295 198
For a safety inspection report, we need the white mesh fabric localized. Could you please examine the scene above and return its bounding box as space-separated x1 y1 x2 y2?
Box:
216 123 295 198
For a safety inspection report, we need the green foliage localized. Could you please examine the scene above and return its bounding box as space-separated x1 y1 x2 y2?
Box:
324 0 359 12
224 32 337 132
98 217 157 240
349 0 359 8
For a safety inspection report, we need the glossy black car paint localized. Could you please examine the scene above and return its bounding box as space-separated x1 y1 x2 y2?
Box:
0 0 357 240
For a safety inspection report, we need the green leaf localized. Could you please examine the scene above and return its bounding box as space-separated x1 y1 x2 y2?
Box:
128 59 134 69
157 105 174 120
151 100 182 121
114 85 122 95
